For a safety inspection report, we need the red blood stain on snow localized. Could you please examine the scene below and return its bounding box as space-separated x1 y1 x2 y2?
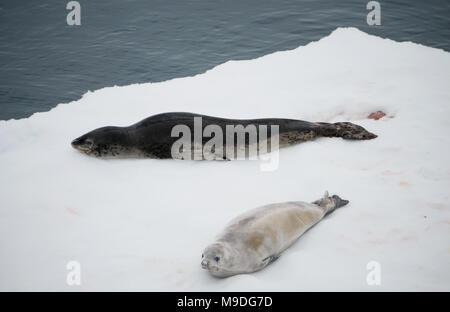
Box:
381 170 403 176
368 111 387 120
65 206 81 216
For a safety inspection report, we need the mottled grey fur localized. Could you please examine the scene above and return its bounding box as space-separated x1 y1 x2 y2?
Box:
71 112 376 159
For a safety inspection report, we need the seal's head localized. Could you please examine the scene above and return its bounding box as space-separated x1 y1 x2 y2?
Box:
71 126 131 157
313 191 349 210
201 242 239 278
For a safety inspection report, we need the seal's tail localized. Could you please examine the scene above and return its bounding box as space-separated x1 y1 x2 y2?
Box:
317 122 377 140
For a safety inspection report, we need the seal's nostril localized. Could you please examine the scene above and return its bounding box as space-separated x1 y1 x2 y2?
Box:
201 260 209 269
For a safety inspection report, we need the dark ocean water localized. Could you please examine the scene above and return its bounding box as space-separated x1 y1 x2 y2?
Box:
0 0 449 120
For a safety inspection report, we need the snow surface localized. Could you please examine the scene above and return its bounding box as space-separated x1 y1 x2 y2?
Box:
0 28 449 291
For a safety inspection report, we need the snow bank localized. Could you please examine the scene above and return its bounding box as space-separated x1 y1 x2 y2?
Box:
0 28 449 291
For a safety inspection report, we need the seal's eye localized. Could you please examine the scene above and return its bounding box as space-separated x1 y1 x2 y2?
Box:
214 256 220 262
201 254 204 258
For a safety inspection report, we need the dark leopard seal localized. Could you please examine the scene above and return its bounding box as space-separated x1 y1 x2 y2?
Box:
71 112 377 159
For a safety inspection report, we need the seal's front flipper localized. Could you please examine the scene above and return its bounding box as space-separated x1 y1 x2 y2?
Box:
318 122 377 140
262 255 279 267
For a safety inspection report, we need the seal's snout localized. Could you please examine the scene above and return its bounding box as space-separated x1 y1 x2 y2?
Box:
71 137 82 147
201 259 209 270
71 136 94 153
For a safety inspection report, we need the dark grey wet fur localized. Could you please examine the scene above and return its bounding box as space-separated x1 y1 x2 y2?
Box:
71 112 377 158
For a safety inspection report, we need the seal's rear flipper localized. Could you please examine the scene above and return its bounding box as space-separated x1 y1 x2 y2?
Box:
332 195 349 209
313 191 349 215
318 122 377 140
